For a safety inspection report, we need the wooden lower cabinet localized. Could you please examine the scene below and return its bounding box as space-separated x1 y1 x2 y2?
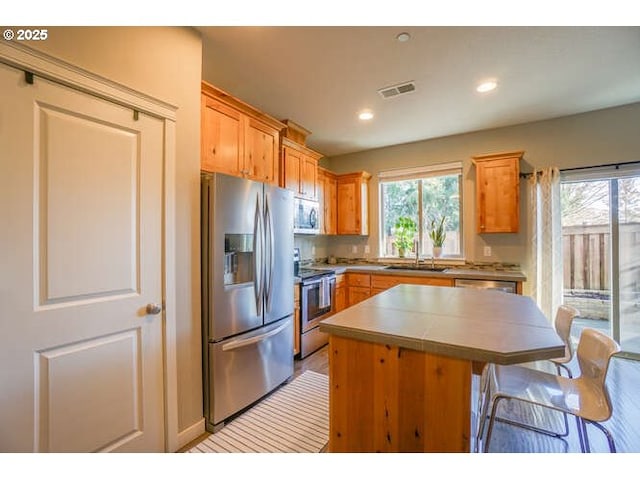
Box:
328 335 471 452
346 273 372 307
370 274 454 289
293 285 300 356
347 287 371 306
334 274 347 313
345 272 455 307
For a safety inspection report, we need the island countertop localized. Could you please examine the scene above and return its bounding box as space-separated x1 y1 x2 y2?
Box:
319 284 564 365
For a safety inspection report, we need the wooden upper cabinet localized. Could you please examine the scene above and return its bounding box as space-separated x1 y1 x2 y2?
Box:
201 81 284 185
246 117 279 184
281 146 301 193
472 150 523 233
201 95 243 176
281 137 322 200
337 171 371 235
318 167 337 235
301 155 318 200
283 145 302 192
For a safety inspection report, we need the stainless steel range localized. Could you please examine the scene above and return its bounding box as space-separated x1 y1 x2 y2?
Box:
297 267 336 358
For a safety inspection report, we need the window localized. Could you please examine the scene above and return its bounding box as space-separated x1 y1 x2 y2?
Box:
379 162 463 258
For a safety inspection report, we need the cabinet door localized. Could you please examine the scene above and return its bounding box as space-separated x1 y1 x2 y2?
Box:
300 155 318 200
348 286 371 306
201 95 243 176
325 174 337 235
283 146 302 194
317 169 326 233
334 285 347 313
337 179 360 234
474 153 521 233
246 118 278 184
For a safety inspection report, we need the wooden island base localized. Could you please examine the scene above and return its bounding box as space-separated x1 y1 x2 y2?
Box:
328 335 472 453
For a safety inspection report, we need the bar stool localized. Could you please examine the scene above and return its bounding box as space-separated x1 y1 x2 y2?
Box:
549 305 580 378
477 328 620 453
475 305 580 439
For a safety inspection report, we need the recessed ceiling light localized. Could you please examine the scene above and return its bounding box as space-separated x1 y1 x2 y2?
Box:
358 110 374 121
476 80 498 93
396 32 411 42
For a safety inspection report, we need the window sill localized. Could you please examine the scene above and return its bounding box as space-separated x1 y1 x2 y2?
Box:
375 257 467 266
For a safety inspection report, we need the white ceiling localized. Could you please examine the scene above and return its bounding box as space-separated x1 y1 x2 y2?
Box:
197 26 640 157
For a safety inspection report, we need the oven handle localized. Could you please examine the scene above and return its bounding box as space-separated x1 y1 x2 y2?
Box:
221 321 289 351
301 274 336 287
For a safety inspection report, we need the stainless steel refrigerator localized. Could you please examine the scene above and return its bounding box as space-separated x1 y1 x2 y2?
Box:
201 172 294 432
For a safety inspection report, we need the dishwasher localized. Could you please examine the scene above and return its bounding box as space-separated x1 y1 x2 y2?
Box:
453 278 517 294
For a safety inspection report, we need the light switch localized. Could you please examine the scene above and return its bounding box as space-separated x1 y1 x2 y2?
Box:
352 245 358 254
484 246 492 257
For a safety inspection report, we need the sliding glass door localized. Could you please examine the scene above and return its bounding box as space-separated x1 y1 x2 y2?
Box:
561 167 640 357
618 177 640 354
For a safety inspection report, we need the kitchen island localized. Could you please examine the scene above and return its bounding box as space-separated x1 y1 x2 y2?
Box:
318 284 564 453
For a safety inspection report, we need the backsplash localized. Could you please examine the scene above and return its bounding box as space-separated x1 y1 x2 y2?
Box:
294 235 523 273
310 256 523 273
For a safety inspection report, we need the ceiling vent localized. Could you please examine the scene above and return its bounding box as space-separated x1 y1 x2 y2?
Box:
378 81 416 99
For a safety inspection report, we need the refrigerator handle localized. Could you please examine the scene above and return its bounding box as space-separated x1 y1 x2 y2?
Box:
264 195 275 313
221 320 289 351
254 193 263 316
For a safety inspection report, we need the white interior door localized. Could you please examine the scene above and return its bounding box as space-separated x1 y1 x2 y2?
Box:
0 62 165 452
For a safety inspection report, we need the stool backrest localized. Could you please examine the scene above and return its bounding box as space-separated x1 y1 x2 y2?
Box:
576 328 620 421
554 305 580 362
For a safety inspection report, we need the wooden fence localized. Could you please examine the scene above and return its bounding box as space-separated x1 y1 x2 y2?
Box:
563 223 640 292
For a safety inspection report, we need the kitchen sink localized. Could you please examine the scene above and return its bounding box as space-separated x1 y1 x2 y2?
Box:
384 265 448 272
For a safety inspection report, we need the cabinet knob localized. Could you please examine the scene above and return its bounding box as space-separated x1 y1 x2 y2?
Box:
211 147 216 155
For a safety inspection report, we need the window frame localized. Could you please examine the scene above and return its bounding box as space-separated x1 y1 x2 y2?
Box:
378 162 464 259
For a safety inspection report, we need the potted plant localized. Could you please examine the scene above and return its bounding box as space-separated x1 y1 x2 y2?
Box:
393 216 417 258
429 216 446 258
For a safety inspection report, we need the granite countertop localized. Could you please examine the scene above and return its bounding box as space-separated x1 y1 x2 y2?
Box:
305 263 526 282
319 284 563 365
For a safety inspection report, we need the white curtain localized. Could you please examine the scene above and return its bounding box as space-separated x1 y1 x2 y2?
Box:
528 167 563 321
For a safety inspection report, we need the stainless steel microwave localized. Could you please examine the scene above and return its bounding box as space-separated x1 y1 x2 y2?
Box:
294 197 319 234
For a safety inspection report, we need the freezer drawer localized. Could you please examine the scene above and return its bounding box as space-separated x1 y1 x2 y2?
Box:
207 316 294 430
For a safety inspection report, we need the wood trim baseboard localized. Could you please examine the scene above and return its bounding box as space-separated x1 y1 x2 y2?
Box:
176 418 206 452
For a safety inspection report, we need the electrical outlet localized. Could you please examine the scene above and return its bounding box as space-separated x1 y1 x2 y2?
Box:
364 245 370 254
311 246 316 256
352 245 358 254
484 246 492 257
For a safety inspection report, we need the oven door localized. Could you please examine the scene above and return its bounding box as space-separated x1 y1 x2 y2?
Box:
301 276 336 333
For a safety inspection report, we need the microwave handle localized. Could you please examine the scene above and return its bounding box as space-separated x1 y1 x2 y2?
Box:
309 206 317 228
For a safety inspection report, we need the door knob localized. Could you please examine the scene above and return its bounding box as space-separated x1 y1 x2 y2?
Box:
146 303 162 315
